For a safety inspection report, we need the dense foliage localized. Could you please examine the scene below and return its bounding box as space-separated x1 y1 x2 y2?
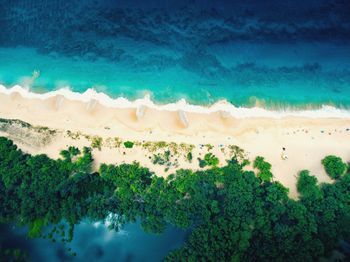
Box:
253 156 273 182
0 137 349 261
321 155 347 179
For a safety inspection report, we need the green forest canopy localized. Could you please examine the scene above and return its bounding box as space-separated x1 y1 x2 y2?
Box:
0 136 349 261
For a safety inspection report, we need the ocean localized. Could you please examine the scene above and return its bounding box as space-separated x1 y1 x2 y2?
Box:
1 0 350 109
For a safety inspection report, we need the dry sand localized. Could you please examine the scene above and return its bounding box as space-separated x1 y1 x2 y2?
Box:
0 91 349 198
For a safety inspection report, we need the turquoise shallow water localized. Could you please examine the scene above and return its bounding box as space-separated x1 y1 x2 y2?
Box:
1 45 350 109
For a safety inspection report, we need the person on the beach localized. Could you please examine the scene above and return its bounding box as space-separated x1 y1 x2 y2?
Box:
281 147 288 160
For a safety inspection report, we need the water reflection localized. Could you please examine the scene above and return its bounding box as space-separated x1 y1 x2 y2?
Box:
0 221 187 262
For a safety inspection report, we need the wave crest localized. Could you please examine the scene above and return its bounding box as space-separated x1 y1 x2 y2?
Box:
1 84 350 119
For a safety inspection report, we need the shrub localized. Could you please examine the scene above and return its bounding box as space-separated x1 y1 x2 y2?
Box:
197 153 219 168
164 150 171 162
186 152 193 162
152 150 171 165
152 154 163 165
198 158 207 168
321 155 347 179
205 144 214 151
91 136 103 151
204 153 219 167
124 141 134 149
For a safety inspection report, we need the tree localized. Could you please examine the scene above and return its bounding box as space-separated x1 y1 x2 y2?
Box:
204 153 219 167
297 170 322 203
321 155 347 179
253 156 273 182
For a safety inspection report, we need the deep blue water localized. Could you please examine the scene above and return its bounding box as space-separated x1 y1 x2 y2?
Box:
0 0 350 108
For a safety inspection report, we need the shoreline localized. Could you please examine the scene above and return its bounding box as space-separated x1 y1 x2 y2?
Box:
0 85 350 198
1 84 350 118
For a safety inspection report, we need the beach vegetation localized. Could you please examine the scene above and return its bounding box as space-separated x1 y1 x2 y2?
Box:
156 141 167 149
297 170 322 204
91 136 103 151
60 146 81 162
66 130 81 140
0 118 55 134
198 158 207 168
104 137 113 149
204 153 219 166
321 155 347 179
105 137 121 149
142 141 167 152
186 152 193 162
0 119 56 147
228 145 246 162
112 137 122 148
197 153 219 168
134 141 142 147
205 144 214 151
168 142 179 155
36 126 57 135
83 134 91 140
124 141 134 148
253 156 273 182
152 150 171 166
141 141 194 157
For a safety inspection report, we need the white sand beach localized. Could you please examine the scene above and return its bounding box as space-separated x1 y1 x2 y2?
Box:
0 85 349 198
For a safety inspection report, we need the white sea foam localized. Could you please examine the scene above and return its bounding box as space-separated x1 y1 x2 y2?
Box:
1 84 350 119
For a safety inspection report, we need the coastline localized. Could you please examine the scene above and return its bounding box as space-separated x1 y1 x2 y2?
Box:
2 84 350 118
1 84 350 198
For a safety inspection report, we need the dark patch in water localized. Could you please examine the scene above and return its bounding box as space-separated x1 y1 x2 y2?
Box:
332 87 342 93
